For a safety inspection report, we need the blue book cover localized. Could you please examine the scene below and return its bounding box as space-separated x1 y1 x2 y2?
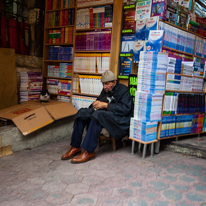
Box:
133 41 146 63
135 19 146 41
145 16 159 40
121 35 135 53
120 56 132 76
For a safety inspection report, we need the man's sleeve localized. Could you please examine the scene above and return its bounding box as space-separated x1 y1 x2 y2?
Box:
107 89 133 116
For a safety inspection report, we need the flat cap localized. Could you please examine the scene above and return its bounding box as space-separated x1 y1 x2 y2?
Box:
101 70 116 83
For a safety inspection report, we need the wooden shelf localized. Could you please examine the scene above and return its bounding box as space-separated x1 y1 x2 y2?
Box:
46 6 75 12
77 2 113 9
45 43 73 46
76 27 112 31
129 137 158 144
73 92 99 97
50 93 71 97
75 50 110 53
73 72 102 75
165 90 204 94
162 46 193 56
163 112 205 116
158 131 206 140
193 55 206 60
44 60 73 63
45 25 74 29
44 76 72 80
166 72 205 79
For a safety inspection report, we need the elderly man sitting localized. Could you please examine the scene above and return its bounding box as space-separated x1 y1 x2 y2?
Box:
61 70 133 163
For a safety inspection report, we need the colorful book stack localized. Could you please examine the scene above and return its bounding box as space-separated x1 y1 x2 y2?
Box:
75 29 111 51
193 60 204 77
20 71 43 102
48 46 73 61
181 61 193 76
163 92 205 114
72 95 96 110
130 118 158 142
161 114 204 137
48 65 60 77
79 75 103 95
58 79 71 95
47 79 59 94
74 53 110 73
47 0 62 10
59 63 72 78
166 75 204 92
46 9 75 27
57 95 70 102
76 5 113 29
49 28 74 44
167 57 182 74
202 115 206 132
63 0 76 8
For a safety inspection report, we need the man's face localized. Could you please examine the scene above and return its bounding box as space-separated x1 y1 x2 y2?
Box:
103 81 116 93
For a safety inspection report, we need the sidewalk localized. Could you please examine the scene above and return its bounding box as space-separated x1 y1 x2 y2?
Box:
0 139 206 206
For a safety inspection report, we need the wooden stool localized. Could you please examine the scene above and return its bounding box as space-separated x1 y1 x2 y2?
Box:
129 137 158 159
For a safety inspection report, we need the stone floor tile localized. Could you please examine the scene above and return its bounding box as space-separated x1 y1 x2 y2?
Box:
82 175 104 186
45 191 73 205
96 196 124 205
75 168 96 177
41 181 67 193
89 184 114 197
70 193 98 205
95 169 116 179
19 189 49 201
102 176 126 188
60 174 83 185
65 182 89 195
124 197 153 206
113 186 137 198
0 199 27 206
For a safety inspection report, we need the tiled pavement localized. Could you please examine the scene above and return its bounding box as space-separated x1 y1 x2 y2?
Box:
1 140 206 206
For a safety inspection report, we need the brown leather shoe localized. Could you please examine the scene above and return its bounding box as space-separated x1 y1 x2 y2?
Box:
61 146 81 160
71 150 95 164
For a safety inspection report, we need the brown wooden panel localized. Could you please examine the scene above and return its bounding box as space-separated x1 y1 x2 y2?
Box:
0 48 18 110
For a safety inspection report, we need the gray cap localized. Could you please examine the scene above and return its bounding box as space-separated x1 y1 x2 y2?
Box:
101 70 116 83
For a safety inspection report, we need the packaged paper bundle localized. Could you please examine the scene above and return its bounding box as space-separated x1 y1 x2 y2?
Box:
130 118 158 142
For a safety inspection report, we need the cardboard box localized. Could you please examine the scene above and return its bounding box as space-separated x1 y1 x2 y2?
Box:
0 100 78 136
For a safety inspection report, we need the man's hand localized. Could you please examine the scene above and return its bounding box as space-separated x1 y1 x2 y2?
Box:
92 101 108 110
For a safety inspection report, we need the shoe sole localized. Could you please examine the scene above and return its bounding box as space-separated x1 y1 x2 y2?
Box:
71 156 95 164
61 151 81 160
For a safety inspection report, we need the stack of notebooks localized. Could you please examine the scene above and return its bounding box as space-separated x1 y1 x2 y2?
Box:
48 46 73 61
47 79 59 94
167 57 182 74
48 28 74 44
75 29 111 51
20 71 43 102
79 75 103 95
48 63 72 78
161 114 204 137
163 92 205 114
72 95 96 110
58 80 71 95
130 118 158 142
76 5 113 29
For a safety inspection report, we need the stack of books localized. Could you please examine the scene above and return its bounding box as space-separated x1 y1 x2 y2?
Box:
48 27 74 44
20 71 43 102
76 5 113 29
79 75 103 95
63 0 76 8
48 46 73 61
47 79 59 94
74 53 110 73
181 61 194 76
48 65 60 77
73 74 79 93
161 114 204 138
76 0 114 8
47 0 62 10
57 96 70 102
75 29 111 51
72 95 96 110
46 9 75 27
193 60 204 77
163 92 205 115
167 57 182 74
130 118 158 142
58 80 71 95
48 63 72 78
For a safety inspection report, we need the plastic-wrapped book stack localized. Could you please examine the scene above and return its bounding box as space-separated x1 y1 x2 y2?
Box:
130 51 168 142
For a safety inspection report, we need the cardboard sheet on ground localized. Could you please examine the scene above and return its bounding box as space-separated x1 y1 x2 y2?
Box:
0 100 78 136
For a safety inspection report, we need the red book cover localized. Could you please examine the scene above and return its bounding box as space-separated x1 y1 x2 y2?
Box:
65 10 68 26
61 28 65 43
47 0 52 10
89 8 93 28
124 10 135 30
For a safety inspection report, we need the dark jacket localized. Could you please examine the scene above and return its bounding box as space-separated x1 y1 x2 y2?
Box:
74 81 133 139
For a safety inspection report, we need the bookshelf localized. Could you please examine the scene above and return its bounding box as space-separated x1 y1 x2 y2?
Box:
43 0 123 103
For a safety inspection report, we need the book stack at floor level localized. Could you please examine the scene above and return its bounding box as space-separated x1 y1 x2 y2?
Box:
72 95 96 110
130 51 168 142
20 71 43 102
